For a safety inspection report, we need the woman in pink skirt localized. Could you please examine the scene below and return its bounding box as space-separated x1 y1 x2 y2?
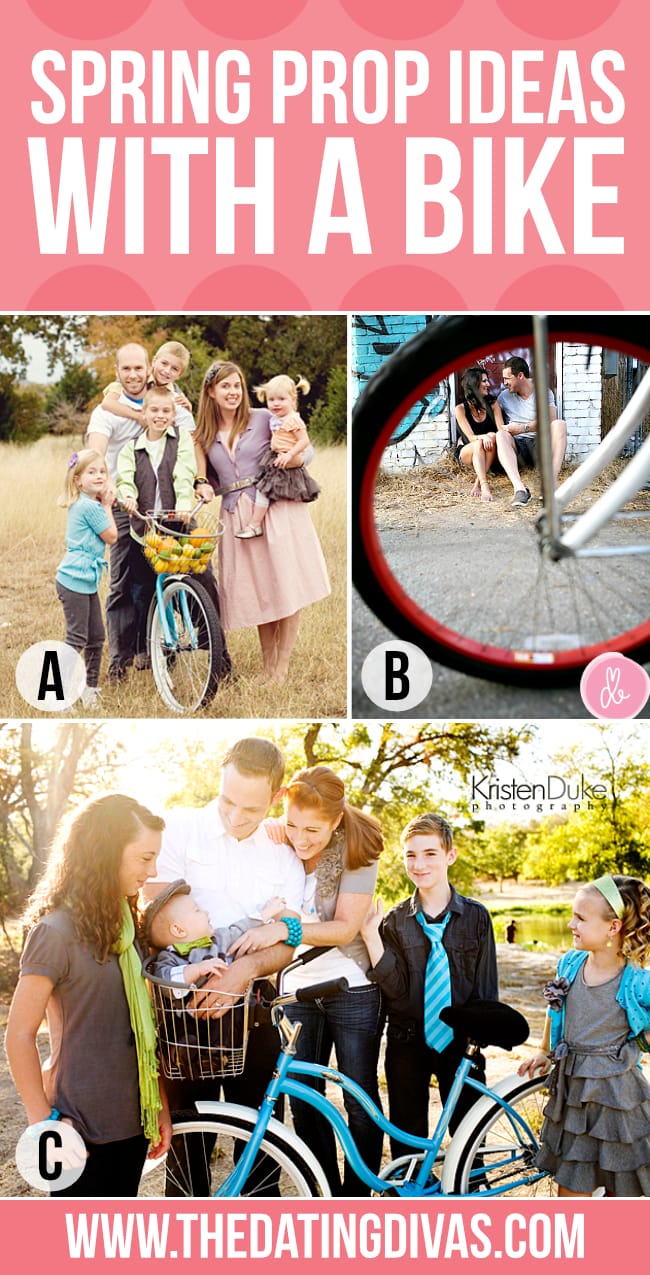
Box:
193 360 331 681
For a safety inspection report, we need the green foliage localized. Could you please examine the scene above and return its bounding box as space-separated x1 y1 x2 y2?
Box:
44 363 99 413
0 375 47 443
468 822 528 886
309 364 347 444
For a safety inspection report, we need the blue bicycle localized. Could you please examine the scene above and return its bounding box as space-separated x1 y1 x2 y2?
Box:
141 958 553 1199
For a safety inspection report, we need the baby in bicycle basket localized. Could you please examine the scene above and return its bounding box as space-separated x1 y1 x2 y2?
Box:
142 878 286 989
142 880 286 1079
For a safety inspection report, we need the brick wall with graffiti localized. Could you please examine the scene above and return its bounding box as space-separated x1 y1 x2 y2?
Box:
350 315 450 471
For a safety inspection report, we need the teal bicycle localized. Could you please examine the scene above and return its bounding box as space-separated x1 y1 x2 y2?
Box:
141 958 552 1199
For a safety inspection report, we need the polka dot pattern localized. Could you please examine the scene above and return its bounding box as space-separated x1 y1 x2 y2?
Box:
339 0 464 39
340 267 467 311
28 268 153 310
26 0 152 39
497 267 622 310
180 0 308 40
496 0 621 40
185 267 309 311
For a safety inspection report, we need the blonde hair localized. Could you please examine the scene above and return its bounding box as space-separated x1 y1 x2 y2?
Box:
152 340 191 375
254 374 310 407
58 449 107 508
585 875 650 966
195 361 251 453
142 385 175 409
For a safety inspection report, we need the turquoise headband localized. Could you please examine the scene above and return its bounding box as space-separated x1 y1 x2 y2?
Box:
591 875 625 920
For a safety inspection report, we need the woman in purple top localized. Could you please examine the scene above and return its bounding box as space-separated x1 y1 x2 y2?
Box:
193 361 330 681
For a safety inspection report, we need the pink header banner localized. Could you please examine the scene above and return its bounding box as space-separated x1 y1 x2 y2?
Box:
1 0 648 311
0 1197 644 1271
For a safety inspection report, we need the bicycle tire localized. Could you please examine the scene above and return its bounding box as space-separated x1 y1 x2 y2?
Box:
352 314 650 686
147 575 223 713
138 1108 328 1198
440 1073 555 1197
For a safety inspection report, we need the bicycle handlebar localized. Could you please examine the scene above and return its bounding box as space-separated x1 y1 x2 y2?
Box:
294 977 349 1003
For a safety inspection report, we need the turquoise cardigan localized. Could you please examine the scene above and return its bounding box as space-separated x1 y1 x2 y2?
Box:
548 949 650 1051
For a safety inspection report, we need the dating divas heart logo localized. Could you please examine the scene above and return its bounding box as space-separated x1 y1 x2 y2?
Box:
580 653 650 720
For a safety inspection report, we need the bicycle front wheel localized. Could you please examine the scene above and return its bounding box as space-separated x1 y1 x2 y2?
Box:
440 1074 555 1197
148 576 223 713
353 314 650 685
139 1112 328 1198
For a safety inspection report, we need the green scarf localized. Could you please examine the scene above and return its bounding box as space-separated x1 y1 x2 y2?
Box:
114 900 162 1142
173 936 213 956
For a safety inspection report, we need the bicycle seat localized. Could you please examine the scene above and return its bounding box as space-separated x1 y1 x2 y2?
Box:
440 1001 529 1049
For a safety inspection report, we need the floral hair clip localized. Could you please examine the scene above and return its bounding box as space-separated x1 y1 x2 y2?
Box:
68 452 79 469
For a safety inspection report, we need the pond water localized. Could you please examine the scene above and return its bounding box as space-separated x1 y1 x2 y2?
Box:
493 913 570 951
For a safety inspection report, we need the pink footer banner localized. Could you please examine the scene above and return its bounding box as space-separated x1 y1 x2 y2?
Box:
1 1198 643 1272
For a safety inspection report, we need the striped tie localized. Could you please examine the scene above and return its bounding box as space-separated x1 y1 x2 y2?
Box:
416 910 454 1052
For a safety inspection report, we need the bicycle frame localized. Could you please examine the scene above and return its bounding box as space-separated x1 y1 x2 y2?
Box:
209 1034 543 1198
533 314 650 561
154 572 198 649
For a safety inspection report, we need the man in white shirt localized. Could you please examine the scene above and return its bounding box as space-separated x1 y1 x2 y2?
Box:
86 343 195 679
496 356 567 507
143 737 304 1195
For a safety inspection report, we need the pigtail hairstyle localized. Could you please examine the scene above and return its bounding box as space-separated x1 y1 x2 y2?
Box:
254 374 311 407
285 765 383 870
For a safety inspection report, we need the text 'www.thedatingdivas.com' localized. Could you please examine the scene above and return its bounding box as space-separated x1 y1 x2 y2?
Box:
64 1209 585 1261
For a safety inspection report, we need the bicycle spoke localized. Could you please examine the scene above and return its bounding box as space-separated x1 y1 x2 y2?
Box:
138 1117 323 1198
148 577 222 713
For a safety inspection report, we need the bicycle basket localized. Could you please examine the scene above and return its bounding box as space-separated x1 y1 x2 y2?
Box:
142 510 224 577
144 961 254 1081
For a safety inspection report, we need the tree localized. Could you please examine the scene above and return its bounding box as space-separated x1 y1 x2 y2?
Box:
309 364 347 444
468 823 528 888
0 723 124 921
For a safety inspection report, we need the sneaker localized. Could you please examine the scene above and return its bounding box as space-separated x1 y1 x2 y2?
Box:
512 488 531 507
81 686 102 709
108 661 127 682
134 653 151 670
235 525 263 539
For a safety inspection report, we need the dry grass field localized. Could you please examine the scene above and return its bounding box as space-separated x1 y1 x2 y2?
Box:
0 438 347 719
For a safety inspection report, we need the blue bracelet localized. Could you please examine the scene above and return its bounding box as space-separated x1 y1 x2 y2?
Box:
280 916 303 946
50 1108 61 1120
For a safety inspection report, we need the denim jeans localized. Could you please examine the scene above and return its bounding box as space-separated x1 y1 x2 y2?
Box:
285 982 384 1196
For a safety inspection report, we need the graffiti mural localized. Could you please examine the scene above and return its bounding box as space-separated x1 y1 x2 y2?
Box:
351 315 448 444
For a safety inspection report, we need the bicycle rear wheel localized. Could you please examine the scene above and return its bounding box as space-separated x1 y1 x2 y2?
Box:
138 1111 327 1198
148 575 223 713
440 1074 555 1197
353 314 650 685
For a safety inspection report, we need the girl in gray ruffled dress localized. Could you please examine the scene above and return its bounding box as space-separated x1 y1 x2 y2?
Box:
519 874 650 1197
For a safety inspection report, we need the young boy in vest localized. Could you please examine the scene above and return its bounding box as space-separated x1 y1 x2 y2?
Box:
116 385 199 665
362 813 498 1159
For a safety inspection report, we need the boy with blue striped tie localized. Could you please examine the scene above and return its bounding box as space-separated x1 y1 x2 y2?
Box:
362 813 498 1158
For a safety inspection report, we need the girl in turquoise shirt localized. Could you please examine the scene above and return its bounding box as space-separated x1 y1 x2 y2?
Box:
56 450 117 708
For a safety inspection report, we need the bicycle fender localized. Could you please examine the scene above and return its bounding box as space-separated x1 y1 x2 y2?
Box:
440 1072 545 1195
192 1100 332 1197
